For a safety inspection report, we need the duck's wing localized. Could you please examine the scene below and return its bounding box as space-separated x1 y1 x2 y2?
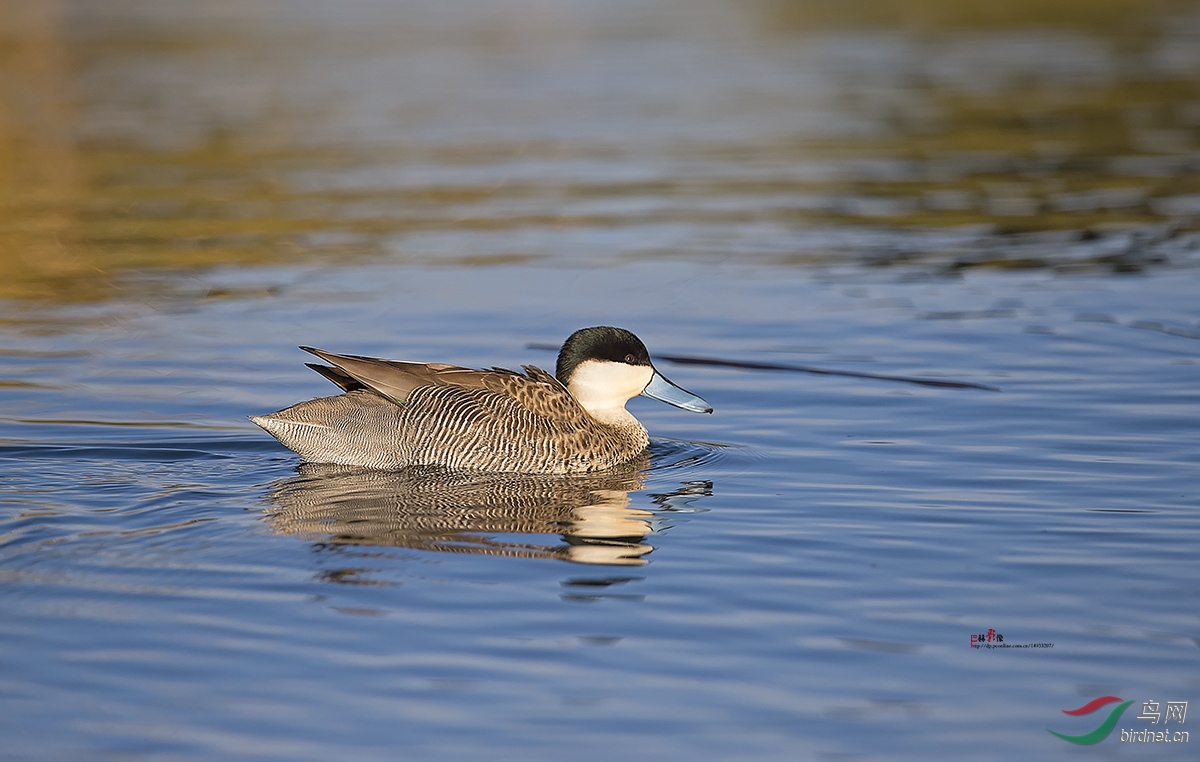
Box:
476 364 587 422
302 347 496 401
304 362 366 392
300 348 576 418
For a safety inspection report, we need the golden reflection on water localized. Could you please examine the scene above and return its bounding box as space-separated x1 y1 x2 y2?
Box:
0 0 1197 301
811 79 1200 231
766 0 1187 32
0 1 88 300
264 460 711 566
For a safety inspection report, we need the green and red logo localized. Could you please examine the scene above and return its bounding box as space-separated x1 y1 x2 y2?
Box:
1049 696 1189 744
1047 696 1133 744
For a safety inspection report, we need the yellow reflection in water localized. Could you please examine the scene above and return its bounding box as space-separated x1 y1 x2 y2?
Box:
0 1 88 300
808 79 1200 234
0 0 1196 300
766 0 1189 32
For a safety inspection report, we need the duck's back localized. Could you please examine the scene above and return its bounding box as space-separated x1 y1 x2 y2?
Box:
252 374 649 473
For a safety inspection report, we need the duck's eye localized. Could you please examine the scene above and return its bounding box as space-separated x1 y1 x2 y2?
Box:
624 353 636 364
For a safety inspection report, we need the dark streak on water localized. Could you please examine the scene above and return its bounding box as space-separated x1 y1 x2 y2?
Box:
528 343 1002 390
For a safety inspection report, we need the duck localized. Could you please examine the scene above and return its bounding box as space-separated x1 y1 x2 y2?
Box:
251 326 712 474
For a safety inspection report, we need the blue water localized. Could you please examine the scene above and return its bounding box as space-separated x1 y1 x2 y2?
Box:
3 1 1200 759
3 262 1197 760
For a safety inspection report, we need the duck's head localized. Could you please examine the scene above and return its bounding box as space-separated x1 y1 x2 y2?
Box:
556 326 713 422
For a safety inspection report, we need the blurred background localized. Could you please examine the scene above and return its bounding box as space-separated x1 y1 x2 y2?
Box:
2 0 1198 301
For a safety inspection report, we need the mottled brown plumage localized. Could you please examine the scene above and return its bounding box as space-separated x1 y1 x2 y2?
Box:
251 327 711 474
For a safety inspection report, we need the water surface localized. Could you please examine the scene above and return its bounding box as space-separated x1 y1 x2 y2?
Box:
1 1 1198 759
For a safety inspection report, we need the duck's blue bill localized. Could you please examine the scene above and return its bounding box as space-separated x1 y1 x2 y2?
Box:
641 370 713 413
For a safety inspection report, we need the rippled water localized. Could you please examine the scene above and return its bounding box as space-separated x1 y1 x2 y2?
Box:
2 1 1199 759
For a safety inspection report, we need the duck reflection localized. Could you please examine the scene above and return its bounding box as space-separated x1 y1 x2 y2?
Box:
263 455 712 566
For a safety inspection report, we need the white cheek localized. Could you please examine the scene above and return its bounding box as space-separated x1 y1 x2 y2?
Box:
568 361 653 414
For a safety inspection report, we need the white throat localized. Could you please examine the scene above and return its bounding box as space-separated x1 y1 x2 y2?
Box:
566 359 653 426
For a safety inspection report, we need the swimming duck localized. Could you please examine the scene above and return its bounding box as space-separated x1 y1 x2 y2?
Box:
251 326 712 473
